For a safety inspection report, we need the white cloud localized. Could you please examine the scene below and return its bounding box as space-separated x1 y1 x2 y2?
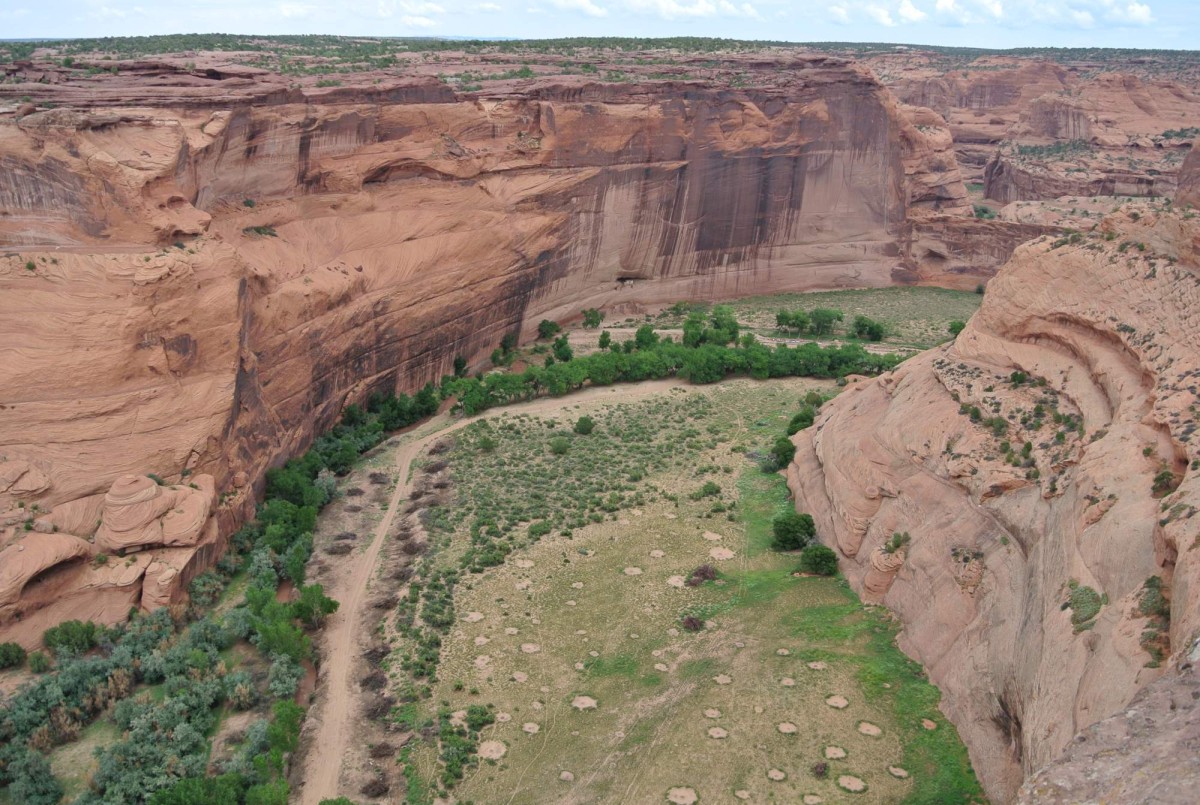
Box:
550 0 608 16
621 0 759 18
828 3 850 23
472 1 503 9
1070 9 1095 26
1104 1 1154 25
976 0 1003 17
898 0 926 22
401 13 437 24
866 4 896 25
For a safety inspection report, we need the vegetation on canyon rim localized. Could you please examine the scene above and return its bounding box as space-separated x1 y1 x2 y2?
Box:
0 293 973 803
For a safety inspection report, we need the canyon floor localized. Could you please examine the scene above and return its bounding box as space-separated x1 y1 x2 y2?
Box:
294 370 981 804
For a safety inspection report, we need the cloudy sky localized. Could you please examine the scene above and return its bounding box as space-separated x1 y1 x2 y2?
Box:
0 0 1189 49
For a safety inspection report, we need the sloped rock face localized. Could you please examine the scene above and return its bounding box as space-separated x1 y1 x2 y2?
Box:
0 61 975 640
789 203 1200 802
1178 139 1200 208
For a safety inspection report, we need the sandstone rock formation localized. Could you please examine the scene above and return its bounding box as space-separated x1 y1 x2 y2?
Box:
870 52 1200 202
790 200 1200 801
0 473 219 648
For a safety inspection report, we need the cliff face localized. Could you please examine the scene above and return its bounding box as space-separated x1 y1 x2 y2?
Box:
0 61 976 642
789 203 1200 802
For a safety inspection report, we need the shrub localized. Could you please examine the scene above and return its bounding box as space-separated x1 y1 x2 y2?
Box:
686 565 719 587
681 615 704 632
598 330 612 349
243 198 256 207
267 654 305 699
537 320 561 339
883 531 911 555
786 406 816 435
691 481 721 499
552 335 573 362
1068 584 1102 626
574 416 595 435
150 773 248 804
28 651 50 673
582 308 603 328
772 511 815 551
948 320 966 337
548 436 570 455
799 544 839 576
43 619 98 655
6 747 64 805
770 436 796 468
0 641 27 669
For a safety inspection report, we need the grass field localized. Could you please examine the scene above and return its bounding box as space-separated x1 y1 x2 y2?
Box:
391 379 983 803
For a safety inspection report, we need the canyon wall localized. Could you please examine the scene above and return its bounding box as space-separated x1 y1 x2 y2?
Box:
0 60 984 644
789 196 1200 801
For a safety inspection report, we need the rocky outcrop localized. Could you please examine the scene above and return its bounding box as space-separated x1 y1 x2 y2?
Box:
984 151 1173 205
1178 139 1200 208
790 203 1200 802
0 472 220 648
1017 640 1200 804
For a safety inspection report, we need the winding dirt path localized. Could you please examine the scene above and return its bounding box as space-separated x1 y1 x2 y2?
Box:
298 379 695 803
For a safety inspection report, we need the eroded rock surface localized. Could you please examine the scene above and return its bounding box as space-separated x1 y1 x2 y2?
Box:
790 199 1200 801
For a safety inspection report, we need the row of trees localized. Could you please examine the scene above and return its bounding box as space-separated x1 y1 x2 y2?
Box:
775 308 887 342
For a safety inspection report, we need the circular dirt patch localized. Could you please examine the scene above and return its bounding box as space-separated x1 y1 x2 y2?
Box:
624 567 644 576
703 531 723 541
474 636 490 646
777 722 798 734
704 708 721 718
857 721 882 737
713 674 732 685
921 718 937 730
474 655 491 669
707 727 728 739
667 575 686 588
735 791 751 801
655 663 669 672
803 796 824 804
650 550 665 558
523 722 540 734
825 746 846 759
776 648 791 656
572 581 584 589
889 766 909 779
512 671 528 683
767 769 787 781
807 661 827 670
521 643 541 654
780 677 796 687
478 740 507 760
515 559 534 568
825 695 849 709
667 787 698 804
496 712 512 722
709 547 735 561
572 695 598 710
464 611 485 623
837 775 866 793
505 627 519 635
560 771 575 782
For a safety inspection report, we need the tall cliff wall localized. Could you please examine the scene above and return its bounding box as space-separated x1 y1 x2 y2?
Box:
0 62 981 642
789 201 1200 802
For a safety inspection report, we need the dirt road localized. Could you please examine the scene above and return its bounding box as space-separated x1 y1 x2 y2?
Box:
298 379 697 803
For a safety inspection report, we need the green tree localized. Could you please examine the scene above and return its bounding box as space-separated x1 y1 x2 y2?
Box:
770 435 796 468
150 773 248 805
453 355 468 377
582 308 603 328
810 308 843 337
776 310 810 334
537 319 561 339
852 315 885 341
799 544 839 575
948 320 966 337
43 619 98 655
291 584 339 629
772 511 816 551
552 335 574 362
574 416 595 435
634 324 659 350
598 330 612 350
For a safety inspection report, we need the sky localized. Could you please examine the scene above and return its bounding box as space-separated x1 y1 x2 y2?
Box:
0 0 1193 50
